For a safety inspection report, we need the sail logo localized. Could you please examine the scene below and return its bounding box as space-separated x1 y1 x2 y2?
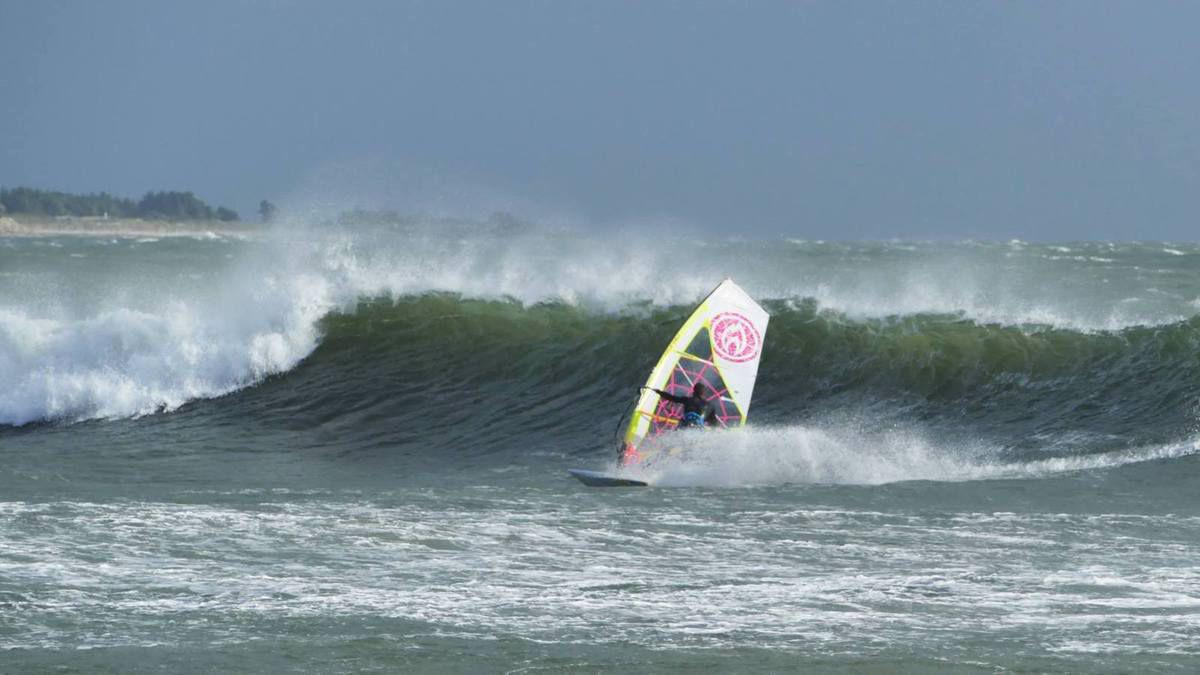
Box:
711 312 761 362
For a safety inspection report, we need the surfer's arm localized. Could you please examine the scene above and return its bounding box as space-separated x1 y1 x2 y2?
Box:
645 387 688 404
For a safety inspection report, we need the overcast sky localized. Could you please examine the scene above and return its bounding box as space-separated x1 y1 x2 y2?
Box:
2 1 1198 239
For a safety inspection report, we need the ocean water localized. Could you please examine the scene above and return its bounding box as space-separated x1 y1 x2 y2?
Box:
2 219 1200 672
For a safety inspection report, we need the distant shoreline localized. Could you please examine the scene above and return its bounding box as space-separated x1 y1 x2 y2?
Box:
0 215 264 238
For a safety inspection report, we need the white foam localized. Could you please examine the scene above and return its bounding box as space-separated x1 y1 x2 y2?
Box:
613 424 1200 487
0 259 332 426
5 498 1200 655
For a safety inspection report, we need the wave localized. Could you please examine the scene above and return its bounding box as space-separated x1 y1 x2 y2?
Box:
192 295 1199 466
3 218 1200 434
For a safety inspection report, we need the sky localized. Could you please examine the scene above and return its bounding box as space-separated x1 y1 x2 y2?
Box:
1 0 1198 240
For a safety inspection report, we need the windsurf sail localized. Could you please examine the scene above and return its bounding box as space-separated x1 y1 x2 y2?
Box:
619 279 770 465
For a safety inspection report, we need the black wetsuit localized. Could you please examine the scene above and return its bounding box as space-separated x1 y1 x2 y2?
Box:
651 388 718 428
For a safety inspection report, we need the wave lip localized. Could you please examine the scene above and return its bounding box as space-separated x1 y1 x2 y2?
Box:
262 222 1200 331
0 276 330 427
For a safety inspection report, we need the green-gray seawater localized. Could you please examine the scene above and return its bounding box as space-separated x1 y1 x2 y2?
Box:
3 226 1199 671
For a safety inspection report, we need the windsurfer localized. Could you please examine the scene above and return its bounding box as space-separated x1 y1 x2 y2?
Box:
643 382 718 429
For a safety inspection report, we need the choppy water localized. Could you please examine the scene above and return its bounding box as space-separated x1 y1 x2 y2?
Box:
2 220 1200 671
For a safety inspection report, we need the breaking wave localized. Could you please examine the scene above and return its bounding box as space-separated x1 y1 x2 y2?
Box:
3 217 1200 471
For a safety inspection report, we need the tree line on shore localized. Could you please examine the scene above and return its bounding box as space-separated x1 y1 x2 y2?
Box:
0 186 240 222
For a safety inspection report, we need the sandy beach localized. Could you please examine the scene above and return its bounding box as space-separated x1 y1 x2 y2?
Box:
0 215 263 238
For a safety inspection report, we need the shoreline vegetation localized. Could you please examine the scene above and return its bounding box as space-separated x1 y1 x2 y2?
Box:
0 186 273 237
0 185 532 238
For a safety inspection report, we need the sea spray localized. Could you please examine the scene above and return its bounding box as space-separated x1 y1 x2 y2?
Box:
620 423 1200 487
3 220 1200 429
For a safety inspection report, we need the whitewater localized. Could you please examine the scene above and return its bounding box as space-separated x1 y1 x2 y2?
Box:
3 216 1200 671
